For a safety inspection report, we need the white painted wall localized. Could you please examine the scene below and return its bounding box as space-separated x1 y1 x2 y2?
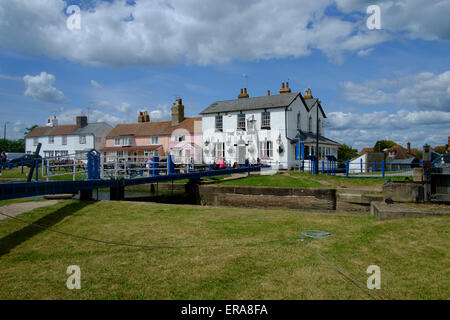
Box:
349 153 367 173
201 95 325 169
25 134 95 157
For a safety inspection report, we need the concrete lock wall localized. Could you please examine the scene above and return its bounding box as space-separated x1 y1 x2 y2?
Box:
197 185 336 211
382 181 424 203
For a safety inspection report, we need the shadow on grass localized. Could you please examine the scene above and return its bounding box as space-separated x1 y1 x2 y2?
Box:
0 201 92 258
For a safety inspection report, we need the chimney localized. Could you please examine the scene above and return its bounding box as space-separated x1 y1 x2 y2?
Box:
304 88 313 99
279 81 291 94
76 116 88 128
51 115 58 127
171 98 185 126
138 111 151 123
46 118 52 127
407 142 411 154
238 88 249 99
267 90 270 96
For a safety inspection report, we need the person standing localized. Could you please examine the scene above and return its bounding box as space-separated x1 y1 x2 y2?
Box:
0 151 6 169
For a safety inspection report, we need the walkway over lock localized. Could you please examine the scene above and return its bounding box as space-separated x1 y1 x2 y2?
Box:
0 149 262 201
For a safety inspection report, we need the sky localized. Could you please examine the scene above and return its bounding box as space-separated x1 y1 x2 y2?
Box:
0 0 449 151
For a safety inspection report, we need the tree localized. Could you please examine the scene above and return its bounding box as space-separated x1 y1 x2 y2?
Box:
433 145 448 155
373 140 397 152
24 125 38 136
0 139 25 153
338 144 358 162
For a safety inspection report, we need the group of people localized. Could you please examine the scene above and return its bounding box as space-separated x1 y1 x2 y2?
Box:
211 157 262 170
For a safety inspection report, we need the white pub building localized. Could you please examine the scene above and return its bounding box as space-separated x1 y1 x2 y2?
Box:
200 83 340 169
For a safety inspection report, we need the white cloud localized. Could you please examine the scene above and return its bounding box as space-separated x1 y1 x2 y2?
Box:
116 102 131 113
340 70 450 111
326 109 450 149
23 72 68 104
0 0 393 67
356 48 373 56
96 100 131 113
57 108 121 125
335 0 450 41
148 104 171 120
0 73 21 81
90 80 102 88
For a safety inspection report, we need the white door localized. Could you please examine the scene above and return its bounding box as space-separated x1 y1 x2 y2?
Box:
238 146 246 165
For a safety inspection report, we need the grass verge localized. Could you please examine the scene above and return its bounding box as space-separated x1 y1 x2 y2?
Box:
0 200 448 299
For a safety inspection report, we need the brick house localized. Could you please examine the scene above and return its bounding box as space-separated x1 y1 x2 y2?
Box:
102 99 202 164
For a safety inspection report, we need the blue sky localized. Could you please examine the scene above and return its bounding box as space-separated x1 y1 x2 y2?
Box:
0 0 449 151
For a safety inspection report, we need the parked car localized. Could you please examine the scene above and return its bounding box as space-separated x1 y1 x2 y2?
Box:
7 153 42 168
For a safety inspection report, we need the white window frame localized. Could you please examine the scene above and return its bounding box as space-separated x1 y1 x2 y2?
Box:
215 115 223 131
151 136 159 145
215 142 225 159
175 135 185 142
48 136 54 144
237 113 246 130
114 138 121 146
62 135 67 145
79 135 86 144
260 140 273 158
261 112 270 129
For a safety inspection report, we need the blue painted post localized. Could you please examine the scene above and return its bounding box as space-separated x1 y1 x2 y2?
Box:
360 158 363 173
322 160 324 175
152 156 159 176
35 159 38 182
168 155 174 175
346 159 350 178
209 161 211 171
373 160 376 172
382 161 385 178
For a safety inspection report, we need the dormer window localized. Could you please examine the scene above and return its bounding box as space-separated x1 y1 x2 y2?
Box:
237 113 246 130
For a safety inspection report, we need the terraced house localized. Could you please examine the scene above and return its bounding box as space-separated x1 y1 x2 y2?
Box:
200 83 340 169
25 116 112 159
102 99 202 164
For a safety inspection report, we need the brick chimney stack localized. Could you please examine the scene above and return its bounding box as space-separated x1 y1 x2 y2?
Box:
138 111 150 123
407 142 411 154
267 90 270 96
279 81 291 94
76 116 88 128
238 88 249 99
171 98 185 126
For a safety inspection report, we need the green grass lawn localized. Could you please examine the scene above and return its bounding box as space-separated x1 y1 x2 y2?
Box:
287 172 410 188
0 200 448 299
0 167 85 181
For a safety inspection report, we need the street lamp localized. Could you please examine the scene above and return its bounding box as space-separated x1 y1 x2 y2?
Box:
3 121 10 148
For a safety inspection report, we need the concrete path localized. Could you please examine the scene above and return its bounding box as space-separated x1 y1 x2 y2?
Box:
0 200 60 220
